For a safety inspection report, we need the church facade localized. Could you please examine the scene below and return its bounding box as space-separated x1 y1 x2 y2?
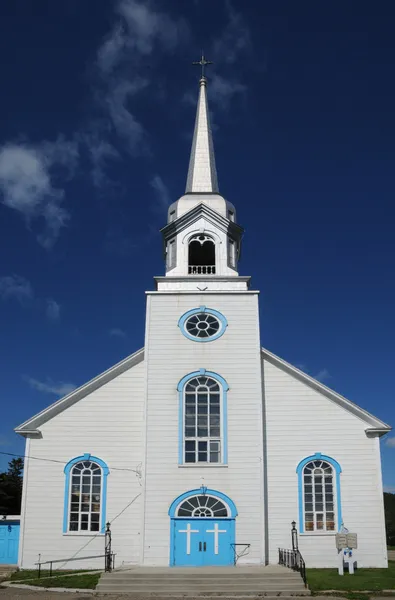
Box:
16 74 390 570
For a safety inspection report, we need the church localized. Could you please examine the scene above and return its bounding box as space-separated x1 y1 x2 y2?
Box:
15 69 390 571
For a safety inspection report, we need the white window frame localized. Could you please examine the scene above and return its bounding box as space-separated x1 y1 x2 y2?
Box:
183 376 223 465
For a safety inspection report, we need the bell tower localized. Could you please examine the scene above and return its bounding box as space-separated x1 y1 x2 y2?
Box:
157 62 248 292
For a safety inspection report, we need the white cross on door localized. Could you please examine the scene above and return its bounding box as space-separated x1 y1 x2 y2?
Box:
178 523 199 555
206 523 227 554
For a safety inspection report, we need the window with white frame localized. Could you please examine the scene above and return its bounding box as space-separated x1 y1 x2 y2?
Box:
303 459 335 531
69 460 102 532
184 376 221 464
177 495 229 517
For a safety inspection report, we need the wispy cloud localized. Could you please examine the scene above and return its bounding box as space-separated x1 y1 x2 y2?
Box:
0 275 60 321
213 1 252 64
25 376 77 397
0 275 33 305
46 299 60 321
384 485 395 493
0 138 78 248
313 368 331 383
385 437 395 448
0 435 10 447
150 175 171 212
210 74 246 110
109 327 128 338
95 0 188 157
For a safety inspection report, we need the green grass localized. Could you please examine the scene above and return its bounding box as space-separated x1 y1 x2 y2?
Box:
9 570 100 589
388 547 395 551
10 569 87 581
21 573 101 589
307 561 395 592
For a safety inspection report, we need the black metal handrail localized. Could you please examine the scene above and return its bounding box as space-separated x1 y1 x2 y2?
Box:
278 548 307 587
35 552 115 578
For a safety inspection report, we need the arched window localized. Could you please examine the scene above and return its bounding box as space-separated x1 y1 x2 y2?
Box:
296 453 342 533
176 495 229 518
63 454 109 534
177 370 229 465
188 234 215 275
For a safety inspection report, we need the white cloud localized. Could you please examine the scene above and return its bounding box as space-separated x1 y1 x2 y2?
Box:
105 79 148 155
81 131 120 187
26 377 77 397
46 299 60 321
210 74 246 109
384 485 395 493
109 327 127 338
0 138 78 248
0 275 33 305
213 1 252 64
313 368 331 383
0 274 60 321
95 0 188 158
385 437 395 448
98 0 185 73
150 175 170 211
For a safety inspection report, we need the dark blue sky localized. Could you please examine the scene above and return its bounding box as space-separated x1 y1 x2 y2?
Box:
0 0 394 487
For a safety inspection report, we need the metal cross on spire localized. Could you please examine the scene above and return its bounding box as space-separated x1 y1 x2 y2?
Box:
192 53 213 79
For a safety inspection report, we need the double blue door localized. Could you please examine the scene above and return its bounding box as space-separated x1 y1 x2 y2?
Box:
172 519 234 566
0 522 20 564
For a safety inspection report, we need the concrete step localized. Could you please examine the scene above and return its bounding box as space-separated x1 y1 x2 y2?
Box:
96 591 310 597
97 585 307 593
96 566 309 596
99 575 303 582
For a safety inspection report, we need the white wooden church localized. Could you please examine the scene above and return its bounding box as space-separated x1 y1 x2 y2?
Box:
15 71 391 571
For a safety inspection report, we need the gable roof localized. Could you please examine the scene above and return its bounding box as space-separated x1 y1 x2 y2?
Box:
15 348 144 436
261 347 391 435
15 344 390 437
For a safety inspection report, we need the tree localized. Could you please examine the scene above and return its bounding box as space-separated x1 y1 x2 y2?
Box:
384 492 395 546
0 458 24 515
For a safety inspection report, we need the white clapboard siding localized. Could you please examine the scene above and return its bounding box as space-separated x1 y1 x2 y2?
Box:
142 292 265 565
263 358 387 568
19 360 145 569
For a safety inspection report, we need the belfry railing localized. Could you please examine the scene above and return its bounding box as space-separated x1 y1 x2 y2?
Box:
188 265 216 275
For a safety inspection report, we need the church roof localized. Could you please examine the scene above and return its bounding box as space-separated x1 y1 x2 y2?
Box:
185 76 219 194
262 347 391 435
15 348 144 435
15 345 390 436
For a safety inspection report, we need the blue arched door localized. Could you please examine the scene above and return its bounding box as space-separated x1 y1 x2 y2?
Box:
169 488 237 567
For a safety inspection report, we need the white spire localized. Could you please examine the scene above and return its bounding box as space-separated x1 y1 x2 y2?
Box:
185 77 219 194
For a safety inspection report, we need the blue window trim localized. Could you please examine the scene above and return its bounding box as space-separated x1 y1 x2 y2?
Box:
177 370 229 465
296 452 342 533
178 306 228 343
63 453 110 534
168 487 238 518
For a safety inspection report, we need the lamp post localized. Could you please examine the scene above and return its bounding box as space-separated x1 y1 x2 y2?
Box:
105 522 112 572
291 521 298 552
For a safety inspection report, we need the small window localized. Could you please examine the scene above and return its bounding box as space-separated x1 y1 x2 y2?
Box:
167 239 176 270
178 307 227 343
176 495 229 517
228 239 236 268
228 210 234 222
185 313 220 339
169 210 176 222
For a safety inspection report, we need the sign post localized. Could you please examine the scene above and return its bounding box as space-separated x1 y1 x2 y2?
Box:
335 530 357 575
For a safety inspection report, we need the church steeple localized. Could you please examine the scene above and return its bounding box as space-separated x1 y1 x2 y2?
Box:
159 61 246 289
185 60 219 194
